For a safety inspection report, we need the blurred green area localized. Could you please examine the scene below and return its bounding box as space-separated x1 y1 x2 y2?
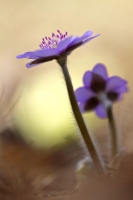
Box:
12 67 100 149
0 0 133 150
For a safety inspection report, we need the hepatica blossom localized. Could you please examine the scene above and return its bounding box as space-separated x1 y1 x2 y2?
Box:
16 30 100 68
75 63 128 119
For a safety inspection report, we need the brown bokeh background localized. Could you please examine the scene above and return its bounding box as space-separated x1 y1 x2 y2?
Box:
0 0 133 150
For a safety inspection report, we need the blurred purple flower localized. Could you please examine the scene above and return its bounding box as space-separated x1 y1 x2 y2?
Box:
16 30 100 68
75 63 128 119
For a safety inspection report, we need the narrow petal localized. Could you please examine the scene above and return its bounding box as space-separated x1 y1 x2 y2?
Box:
80 31 93 40
106 76 127 92
65 40 83 54
66 32 99 52
67 34 100 53
75 87 95 102
26 55 57 68
26 62 40 68
95 104 107 119
92 63 108 80
57 32 100 55
69 31 93 46
57 36 77 52
16 49 59 59
81 34 100 45
83 71 92 87
67 36 79 47
32 48 59 57
16 52 39 59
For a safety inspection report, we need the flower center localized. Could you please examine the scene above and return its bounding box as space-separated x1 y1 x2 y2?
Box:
39 30 68 49
98 92 111 108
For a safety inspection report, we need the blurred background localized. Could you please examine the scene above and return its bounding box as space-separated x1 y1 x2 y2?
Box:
0 0 133 152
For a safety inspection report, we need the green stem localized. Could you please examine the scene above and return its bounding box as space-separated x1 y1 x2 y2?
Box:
57 57 104 173
107 106 118 158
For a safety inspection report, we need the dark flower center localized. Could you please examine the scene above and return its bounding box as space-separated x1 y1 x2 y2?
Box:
90 73 106 93
107 92 118 101
84 97 99 111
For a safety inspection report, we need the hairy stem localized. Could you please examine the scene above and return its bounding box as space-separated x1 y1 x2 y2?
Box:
57 57 104 173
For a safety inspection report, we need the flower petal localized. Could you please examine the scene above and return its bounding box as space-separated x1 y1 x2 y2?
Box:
26 55 56 68
68 31 99 52
69 31 93 46
107 85 128 102
83 71 93 87
26 62 40 68
80 31 93 40
95 104 107 119
67 36 79 47
16 52 39 59
106 76 127 92
75 87 95 102
92 63 108 80
16 48 59 60
32 48 59 57
57 36 77 52
115 85 128 93
80 34 100 48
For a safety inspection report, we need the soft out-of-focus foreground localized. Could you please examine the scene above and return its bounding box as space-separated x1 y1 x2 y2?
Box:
0 0 133 199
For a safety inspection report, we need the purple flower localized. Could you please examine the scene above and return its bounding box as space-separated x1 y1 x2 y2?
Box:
16 30 100 68
75 63 128 119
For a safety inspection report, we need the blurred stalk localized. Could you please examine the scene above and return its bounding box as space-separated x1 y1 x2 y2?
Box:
107 106 118 158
